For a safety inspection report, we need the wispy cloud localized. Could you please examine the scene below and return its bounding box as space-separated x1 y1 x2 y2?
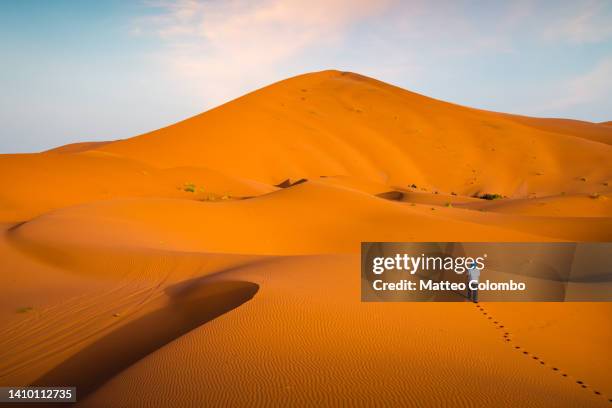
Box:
544 57 612 111
131 0 612 121
3 0 611 153
135 0 394 102
543 0 612 44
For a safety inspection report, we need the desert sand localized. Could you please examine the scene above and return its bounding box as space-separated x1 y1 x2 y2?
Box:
0 70 611 407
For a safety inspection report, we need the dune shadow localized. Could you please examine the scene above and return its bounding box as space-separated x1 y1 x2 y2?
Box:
33 280 259 403
274 178 308 188
375 191 404 201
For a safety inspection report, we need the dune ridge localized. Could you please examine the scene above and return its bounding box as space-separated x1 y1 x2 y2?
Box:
0 70 610 407
2 70 611 223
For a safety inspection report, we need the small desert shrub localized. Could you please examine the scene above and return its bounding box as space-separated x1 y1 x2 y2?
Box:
451 192 457 196
410 184 417 189
199 193 232 202
477 193 504 200
589 192 600 199
445 202 453 207
16 306 33 313
579 177 587 182
199 193 218 201
183 183 196 193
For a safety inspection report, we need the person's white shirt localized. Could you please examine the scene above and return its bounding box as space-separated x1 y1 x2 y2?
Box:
467 265 481 283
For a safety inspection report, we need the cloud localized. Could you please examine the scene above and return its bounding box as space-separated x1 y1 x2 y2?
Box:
540 57 612 112
135 0 394 103
132 0 612 121
134 0 536 105
543 0 612 44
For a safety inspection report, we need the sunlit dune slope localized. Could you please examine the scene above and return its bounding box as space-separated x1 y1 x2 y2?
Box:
82 256 611 407
502 115 612 145
45 141 112 153
0 152 274 221
8 182 545 264
457 192 612 217
2 70 611 222
1 69 611 407
95 70 612 197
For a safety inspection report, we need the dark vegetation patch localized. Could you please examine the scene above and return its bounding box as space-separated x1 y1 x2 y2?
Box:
475 193 505 200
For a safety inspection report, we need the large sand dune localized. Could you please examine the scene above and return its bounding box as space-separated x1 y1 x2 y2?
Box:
0 70 611 407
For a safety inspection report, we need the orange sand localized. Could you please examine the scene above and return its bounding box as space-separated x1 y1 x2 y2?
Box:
0 70 611 407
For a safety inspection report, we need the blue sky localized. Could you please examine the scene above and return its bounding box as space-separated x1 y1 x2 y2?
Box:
1 0 611 153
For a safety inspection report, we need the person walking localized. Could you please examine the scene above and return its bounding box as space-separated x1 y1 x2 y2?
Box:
467 261 481 303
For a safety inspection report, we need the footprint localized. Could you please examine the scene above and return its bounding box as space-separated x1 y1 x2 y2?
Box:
474 300 608 404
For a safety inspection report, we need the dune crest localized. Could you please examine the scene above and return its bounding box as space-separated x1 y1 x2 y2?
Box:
2 70 611 223
94 70 612 197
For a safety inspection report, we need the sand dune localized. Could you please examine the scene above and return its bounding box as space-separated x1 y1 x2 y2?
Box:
81 256 610 407
484 302 612 396
502 115 612 146
7 182 548 265
0 152 274 221
0 70 611 407
45 141 113 154
93 70 611 197
33 280 258 401
457 192 612 217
